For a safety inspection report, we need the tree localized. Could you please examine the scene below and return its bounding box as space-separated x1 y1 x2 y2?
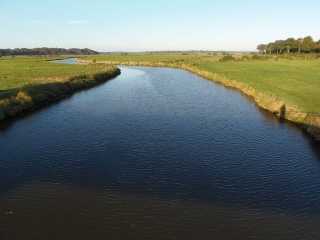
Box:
267 42 274 54
292 38 303 53
257 36 320 55
302 36 313 53
316 40 320 53
273 40 285 54
283 38 295 53
257 44 267 54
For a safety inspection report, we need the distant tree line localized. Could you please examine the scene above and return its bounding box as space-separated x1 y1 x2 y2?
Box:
0 47 99 56
257 36 320 54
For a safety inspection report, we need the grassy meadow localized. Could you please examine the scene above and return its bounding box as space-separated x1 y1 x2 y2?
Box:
0 55 120 120
85 53 320 140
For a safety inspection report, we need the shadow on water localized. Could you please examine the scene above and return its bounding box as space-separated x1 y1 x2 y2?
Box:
257 103 320 147
220 83 320 165
280 104 286 121
0 75 120 132
224 84 320 144
0 96 72 132
203 72 320 143
2 113 320 217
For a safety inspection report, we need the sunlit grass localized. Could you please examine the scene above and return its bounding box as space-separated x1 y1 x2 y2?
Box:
0 56 111 92
89 53 224 64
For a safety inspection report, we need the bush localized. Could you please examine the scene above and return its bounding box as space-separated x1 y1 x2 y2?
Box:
251 54 274 61
219 55 235 62
241 55 251 61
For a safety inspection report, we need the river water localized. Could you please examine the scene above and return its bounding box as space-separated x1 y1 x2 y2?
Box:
48 58 86 64
1 66 320 239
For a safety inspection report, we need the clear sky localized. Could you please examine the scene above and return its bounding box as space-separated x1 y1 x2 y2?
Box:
1 0 320 52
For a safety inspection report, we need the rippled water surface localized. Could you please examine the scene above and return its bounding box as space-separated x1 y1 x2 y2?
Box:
1 66 320 239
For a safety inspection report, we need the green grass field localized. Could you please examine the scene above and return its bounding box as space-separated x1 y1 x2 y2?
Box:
0 56 112 95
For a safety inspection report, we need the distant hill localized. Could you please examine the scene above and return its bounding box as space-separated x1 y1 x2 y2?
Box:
0 47 100 56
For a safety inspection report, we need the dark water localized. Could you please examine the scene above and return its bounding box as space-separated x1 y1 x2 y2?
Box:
1 66 320 239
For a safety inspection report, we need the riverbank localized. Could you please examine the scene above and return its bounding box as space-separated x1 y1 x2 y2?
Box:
79 56 320 141
0 60 120 120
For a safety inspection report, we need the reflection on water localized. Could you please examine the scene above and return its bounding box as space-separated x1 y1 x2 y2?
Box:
2 182 320 239
1 66 320 239
49 58 86 64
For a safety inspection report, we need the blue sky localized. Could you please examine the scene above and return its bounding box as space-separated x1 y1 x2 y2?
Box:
1 0 320 52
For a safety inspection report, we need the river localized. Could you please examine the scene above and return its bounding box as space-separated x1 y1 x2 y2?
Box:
48 58 87 64
1 66 320 239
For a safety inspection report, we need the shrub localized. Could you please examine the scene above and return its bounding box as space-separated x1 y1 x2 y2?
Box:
13 91 32 103
219 55 235 62
251 54 274 61
241 55 251 61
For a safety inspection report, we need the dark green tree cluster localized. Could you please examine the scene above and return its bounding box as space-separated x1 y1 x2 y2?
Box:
0 47 99 56
257 36 320 54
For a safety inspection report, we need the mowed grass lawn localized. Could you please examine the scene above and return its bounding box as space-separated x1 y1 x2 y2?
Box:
0 56 111 98
91 53 223 64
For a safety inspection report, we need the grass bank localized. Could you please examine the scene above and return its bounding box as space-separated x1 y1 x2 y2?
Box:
84 54 320 141
0 56 120 120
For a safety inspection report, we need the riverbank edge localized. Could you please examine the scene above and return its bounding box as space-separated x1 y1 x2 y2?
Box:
78 59 320 141
0 66 121 121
